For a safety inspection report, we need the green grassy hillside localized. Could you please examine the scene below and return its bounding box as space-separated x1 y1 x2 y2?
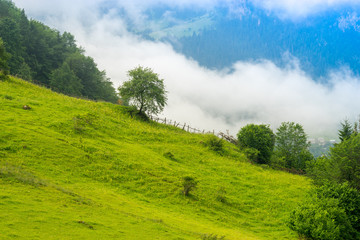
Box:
0 77 311 240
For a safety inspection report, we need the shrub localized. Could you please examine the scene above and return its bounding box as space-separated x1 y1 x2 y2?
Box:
182 176 197 196
201 234 226 240
243 147 260 163
216 187 227 203
289 183 360 240
204 134 224 153
289 197 354 240
163 152 176 161
316 183 360 233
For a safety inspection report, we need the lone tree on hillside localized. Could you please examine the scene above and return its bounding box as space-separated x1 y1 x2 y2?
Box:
237 124 275 164
118 66 167 116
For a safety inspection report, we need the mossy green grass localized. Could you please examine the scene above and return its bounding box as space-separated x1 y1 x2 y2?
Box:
0 77 311 239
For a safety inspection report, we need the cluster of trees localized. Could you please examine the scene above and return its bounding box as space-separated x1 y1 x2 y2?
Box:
306 120 360 190
237 122 313 172
289 120 360 240
0 0 117 102
237 120 360 239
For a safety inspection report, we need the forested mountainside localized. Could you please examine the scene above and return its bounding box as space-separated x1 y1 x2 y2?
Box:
132 6 360 79
0 0 118 102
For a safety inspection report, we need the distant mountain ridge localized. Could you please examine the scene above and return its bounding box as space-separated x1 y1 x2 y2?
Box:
127 5 360 79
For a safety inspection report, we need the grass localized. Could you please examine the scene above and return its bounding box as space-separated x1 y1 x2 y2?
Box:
0 77 312 239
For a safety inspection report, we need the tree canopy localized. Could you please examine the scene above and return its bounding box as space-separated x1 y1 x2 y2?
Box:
49 62 82 96
339 119 354 142
0 37 10 79
237 124 275 164
274 122 313 170
118 66 167 116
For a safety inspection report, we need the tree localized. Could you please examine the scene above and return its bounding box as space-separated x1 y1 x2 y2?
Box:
330 134 360 190
49 62 82 96
339 119 353 142
0 37 10 79
237 124 275 164
274 122 313 170
64 52 118 102
16 61 32 80
118 66 167 115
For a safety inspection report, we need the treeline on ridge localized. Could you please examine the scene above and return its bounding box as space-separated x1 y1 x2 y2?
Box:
0 0 118 103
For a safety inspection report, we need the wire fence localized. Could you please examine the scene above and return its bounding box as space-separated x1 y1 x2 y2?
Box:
149 115 238 145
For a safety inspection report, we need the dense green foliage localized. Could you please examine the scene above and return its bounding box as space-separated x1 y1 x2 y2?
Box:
0 37 9 79
118 66 167 115
0 77 311 239
330 135 360 190
0 0 117 102
289 183 360 240
292 121 360 239
274 122 313 171
307 134 360 190
237 124 275 164
49 62 82 96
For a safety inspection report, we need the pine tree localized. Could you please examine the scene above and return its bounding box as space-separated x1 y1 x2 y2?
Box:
339 120 353 142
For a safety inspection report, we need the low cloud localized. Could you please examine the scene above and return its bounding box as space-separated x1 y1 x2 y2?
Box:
13 0 360 138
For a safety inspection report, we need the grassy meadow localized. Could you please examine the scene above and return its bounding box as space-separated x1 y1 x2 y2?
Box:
0 77 312 239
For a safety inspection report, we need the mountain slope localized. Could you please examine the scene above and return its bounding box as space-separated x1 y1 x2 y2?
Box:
0 77 311 239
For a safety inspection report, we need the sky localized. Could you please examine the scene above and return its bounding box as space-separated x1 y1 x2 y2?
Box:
12 0 360 139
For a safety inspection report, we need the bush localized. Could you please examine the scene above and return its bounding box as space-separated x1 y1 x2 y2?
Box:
243 147 260 163
182 176 197 196
163 152 176 161
316 183 360 233
201 234 225 240
289 183 360 240
237 124 275 164
289 197 354 240
216 187 227 203
204 134 224 153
